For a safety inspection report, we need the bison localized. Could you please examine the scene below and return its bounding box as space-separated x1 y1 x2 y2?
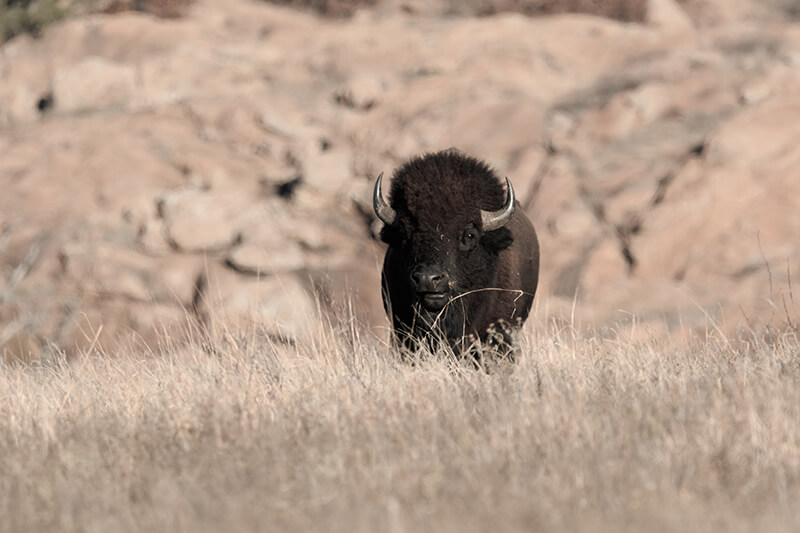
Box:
373 150 540 357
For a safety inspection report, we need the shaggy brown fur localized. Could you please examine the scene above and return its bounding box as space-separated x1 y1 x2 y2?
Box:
378 150 540 357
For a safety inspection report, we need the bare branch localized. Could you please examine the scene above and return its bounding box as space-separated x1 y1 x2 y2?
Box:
0 225 11 257
0 235 45 306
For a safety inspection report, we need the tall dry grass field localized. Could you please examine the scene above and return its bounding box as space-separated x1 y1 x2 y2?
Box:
1 314 799 532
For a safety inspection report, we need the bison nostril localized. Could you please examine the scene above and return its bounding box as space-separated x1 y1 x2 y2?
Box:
411 268 448 292
412 272 442 284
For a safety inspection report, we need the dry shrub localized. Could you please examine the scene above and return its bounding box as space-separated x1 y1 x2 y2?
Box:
259 0 647 21
0 0 194 42
96 0 194 18
450 0 649 22
260 0 377 17
1 0 64 40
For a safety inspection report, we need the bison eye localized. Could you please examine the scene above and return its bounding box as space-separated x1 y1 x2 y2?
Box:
459 226 479 251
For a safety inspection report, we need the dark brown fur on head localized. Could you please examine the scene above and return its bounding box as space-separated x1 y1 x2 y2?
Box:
380 151 513 252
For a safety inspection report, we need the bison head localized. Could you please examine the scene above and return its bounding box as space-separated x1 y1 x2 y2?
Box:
373 152 517 344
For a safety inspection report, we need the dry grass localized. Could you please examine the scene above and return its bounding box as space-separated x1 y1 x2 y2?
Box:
1 313 799 532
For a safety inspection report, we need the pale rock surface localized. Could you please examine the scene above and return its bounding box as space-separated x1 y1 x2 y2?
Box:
54 56 138 113
647 0 694 34
200 262 318 344
1 0 799 359
335 73 386 111
226 242 305 276
158 188 244 253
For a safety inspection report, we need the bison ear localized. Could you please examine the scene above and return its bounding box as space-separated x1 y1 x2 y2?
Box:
481 227 514 251
379 223 405 246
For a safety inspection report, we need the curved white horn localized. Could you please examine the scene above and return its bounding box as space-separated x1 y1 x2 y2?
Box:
373 172 397 225
480 177 515 231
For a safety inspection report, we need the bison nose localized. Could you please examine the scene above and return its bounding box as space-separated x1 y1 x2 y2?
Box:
411 267 449 293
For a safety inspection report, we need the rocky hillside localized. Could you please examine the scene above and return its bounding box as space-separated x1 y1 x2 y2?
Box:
1 0 799 359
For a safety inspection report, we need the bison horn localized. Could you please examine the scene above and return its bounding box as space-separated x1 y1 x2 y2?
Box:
373 172 397 225
481 177 516 231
